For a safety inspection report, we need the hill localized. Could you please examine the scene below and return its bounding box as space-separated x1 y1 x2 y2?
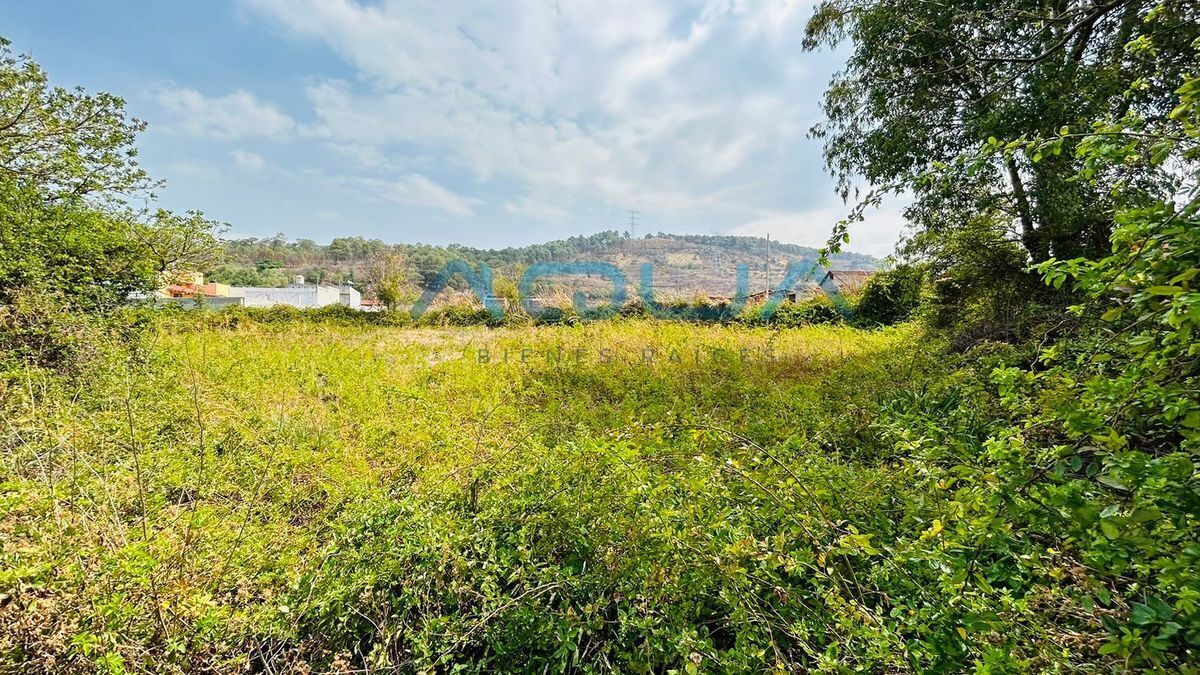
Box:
208 231 879 298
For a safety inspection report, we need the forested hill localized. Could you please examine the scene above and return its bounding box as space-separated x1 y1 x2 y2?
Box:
209 231 878 295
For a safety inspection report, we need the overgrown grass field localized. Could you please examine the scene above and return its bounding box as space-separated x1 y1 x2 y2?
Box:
2 320 976 672
3 318 1192 673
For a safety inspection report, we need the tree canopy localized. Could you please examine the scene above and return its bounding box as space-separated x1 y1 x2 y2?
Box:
0 37 220 309
805 0 1199 263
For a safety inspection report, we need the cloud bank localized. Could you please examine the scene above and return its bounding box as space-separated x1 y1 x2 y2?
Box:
147 0 904 253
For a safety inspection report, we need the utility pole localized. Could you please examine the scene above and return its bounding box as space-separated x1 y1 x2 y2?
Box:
627 210 640 239
765 233 771 295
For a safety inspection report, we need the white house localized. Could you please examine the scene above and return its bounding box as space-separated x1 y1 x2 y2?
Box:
230 276 362 310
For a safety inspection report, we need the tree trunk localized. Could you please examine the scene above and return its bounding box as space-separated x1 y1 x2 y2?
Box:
1006 156 1046 262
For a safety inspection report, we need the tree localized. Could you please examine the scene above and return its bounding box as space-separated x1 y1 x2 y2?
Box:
130 209 224 277
0 180 149 308
0 36 221 309
0 38 153 203
804 0 1199 264
366 252 412 310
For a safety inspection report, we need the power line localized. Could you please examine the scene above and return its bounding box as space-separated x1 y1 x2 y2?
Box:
627 210 640 238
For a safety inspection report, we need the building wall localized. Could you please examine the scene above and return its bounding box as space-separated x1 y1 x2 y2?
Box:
339 285 362 309
317 285 342 307
235 287 318 308
201 282 232 297
156 296 245 309
232 285 351 309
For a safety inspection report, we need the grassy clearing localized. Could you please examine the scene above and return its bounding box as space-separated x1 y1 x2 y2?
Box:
3 321 1016 672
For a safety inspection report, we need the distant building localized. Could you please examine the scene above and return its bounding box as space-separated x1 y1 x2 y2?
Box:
156 296 245 309
153 274 362 310
721 271 874 304
339 285 362 308
746 288 804 303
154 272 245 308
233 276 361 309
819 270 874 295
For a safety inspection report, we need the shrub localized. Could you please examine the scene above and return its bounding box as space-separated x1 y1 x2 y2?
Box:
530 305 580 326
0 290 111 375
852 264 924 326
739 294 845 328
415 303 500 327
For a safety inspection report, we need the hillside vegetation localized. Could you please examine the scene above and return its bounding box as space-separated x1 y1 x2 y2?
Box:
210 233 878 298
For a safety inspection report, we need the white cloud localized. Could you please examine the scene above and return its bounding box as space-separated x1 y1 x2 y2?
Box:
336 174 475 216
504 195 571 221
388 174 475 216
165 160 222 182
190 0 908 253
733 0 812 43
155 85 297 140
326 142 390 170
231 149 266 170
731 193 912 257
237 1 820 207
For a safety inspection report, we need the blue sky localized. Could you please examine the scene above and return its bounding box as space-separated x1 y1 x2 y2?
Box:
3 0 906 255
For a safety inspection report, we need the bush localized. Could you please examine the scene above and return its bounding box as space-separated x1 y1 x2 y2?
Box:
530 305 580 326
852 264 924 326
739 294 846 328
907 217 1068 348
415 303 501 327
0 290 112 375
157 304 418 331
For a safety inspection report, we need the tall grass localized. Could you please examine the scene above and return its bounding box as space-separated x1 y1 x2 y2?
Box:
9 317 1164 672
4 319 1038 672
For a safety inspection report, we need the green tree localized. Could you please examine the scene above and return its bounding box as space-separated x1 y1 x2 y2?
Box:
804 0 1199 264
0 36 221 310
888 16 1200 666
0 38 153 202
366 252 412 310
0 181 151 307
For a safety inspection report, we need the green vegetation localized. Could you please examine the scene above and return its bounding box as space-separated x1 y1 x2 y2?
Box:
1 286 1194 671
2 1 1200 672
0 37 220 313
5 321 946 671
209 232 877 298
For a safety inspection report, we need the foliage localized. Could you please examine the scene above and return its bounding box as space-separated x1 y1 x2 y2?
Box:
203 263 290 288
2 320 962 672
0 180 155 309
415 303 505 327
3 8 1200 674
0 180 222 312
129 209 224 278
8 296 1195 672
215 231 876 293
154 303 414 330
805 0 1197 264
851 263 924 326
740 294 846 328
0 38 153 202
0 289 113 374
364 251 415 310
0 36 221 365
859 24 1200 670
1016 61 1200 665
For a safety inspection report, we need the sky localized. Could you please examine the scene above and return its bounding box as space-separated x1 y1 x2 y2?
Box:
2 0 908 255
